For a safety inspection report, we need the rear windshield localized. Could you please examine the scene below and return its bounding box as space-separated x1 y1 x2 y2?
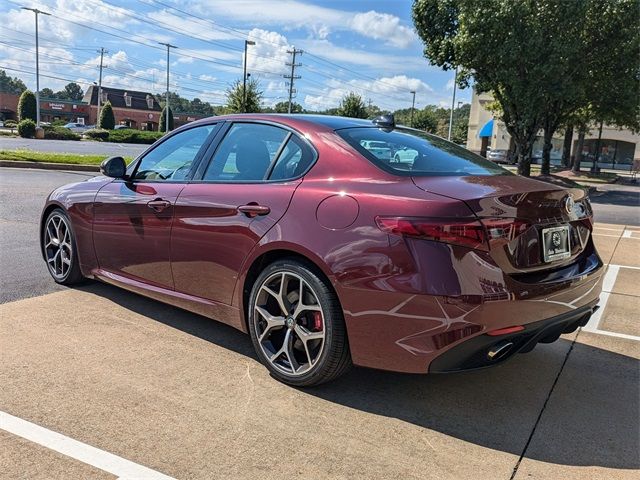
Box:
338 127 510 176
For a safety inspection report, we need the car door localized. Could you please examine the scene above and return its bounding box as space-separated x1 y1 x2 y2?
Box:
92 123 219 289
171 121 316 304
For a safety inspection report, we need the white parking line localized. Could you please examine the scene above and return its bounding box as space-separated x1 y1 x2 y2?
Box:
0 411 175 480
582 264 640 341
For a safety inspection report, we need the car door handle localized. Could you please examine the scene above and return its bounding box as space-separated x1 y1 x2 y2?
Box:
147 199 171 212
238 204 271 217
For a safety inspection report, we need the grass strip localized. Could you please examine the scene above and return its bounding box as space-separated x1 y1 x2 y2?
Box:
0 149 132 166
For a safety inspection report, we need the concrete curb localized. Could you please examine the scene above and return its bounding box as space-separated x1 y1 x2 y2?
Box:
0 160 100 172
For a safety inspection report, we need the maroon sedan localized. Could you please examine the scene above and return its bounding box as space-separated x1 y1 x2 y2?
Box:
41 114 603 386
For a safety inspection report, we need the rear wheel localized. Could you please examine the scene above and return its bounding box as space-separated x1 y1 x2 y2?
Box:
248 259 351 386
42 208 84 285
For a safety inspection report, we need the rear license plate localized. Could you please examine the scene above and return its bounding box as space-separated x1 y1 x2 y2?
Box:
542 225 571 262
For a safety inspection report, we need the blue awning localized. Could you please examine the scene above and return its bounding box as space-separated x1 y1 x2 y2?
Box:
478 118 494 138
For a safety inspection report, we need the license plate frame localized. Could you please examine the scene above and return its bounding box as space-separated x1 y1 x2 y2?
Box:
541 225 571 262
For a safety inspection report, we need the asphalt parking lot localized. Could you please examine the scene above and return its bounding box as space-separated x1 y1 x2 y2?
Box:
1 167 638 479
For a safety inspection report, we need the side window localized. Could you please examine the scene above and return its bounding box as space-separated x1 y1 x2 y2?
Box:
269 134 315 181
133 124 215 181
203 123 288 182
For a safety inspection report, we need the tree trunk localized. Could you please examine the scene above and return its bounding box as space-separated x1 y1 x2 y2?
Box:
562 124 574 168
516 141 533 177
541 128 554 176
573 129 586 173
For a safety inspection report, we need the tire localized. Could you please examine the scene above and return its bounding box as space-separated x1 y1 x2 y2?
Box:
248 258 351 387
42 208 84 285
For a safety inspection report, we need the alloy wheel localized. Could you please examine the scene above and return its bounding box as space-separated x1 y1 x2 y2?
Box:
44 213 73 280
253 271 326 376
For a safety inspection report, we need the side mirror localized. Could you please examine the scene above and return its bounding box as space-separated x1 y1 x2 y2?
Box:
100 156 127 178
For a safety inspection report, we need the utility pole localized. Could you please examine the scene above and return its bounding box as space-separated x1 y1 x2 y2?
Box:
96 47 107 128
159 42 177 132
242 40 256 113
284 47 303 114
410 90 416 128
448 66 459 141
22 7 50 127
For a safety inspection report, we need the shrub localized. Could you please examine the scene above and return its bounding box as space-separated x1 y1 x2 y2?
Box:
43 125 81 141
4 119 17 128
99 101 115 130
84 128 110 141
106 129 164 144
18 90 37 122
17 119 36 138
51 119 68 127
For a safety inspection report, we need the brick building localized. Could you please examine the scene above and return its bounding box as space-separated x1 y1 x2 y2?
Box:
0 86 208 130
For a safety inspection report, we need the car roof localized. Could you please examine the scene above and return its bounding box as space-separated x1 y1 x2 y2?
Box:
189 113 377 131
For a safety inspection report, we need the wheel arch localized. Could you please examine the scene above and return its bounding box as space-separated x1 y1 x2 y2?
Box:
239 246 339 333
39 202 66 260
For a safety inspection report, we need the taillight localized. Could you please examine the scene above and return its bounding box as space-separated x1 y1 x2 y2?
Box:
375 216 488 250
481 218 530 248
375 216 530 251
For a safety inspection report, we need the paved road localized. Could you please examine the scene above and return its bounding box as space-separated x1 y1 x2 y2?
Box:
590 183 640 226
0 168 94 303
1 167 638 303
0 136 148 158
0 167 638 479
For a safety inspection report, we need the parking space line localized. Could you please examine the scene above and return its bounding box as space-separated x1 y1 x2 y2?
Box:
582 264 640 341
0 411 175 480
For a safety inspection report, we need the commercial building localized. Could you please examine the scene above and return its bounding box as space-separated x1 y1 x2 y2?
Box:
0 86 207 130
466 90 639 170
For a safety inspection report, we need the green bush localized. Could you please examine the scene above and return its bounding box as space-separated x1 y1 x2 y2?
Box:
4 119 17 128
18 90 37 122
106 129 164 144
159 106 174 132
84 128 110 141
43 126 81 141
99 101 115 130
17 119 36 138
51 119 68 127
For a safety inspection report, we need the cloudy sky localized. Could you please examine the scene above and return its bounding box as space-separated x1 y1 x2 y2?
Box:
0 0 468 111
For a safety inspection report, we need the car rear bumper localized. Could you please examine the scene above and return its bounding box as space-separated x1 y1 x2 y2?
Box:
339 250 604 374
428 301 598 373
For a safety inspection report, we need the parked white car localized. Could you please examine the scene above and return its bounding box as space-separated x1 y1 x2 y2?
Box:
63 122 91 133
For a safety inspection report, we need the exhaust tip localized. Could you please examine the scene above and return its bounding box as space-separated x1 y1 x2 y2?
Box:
487 341 514 361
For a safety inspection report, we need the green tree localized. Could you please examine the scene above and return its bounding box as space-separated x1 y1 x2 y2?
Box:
225 78 263 113
338 92 367 119
0 70 27 94
40 88 55 98
17 90 37 122
55 82 84 101
274 101 302 113
413 0 551 175
159 106 174 132
99 101 115 130
413 107 438 132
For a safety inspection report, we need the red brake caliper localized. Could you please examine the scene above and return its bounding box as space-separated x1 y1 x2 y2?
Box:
313 311 323 331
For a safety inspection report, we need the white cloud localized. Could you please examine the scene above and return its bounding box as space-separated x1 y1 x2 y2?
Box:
350 11 416 48
244 29 291 78
188 0 414 48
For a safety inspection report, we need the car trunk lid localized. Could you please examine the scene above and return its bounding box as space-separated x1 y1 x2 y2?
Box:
411 174 593 273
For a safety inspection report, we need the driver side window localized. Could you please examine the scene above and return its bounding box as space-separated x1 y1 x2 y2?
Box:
133 124 215 181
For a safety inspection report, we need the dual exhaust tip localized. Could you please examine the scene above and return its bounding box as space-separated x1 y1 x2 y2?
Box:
487 341 514 361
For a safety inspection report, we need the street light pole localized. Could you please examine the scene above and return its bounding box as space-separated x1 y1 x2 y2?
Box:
159 42 177 132
243 40 255 113
22 7 50 127
410 90 416 128
447 66 459 141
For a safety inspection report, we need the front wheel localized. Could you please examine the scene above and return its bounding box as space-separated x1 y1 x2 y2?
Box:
248 259 351 387
42 208 84 285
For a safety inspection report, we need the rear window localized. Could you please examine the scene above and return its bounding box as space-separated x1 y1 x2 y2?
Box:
338 127 510 176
